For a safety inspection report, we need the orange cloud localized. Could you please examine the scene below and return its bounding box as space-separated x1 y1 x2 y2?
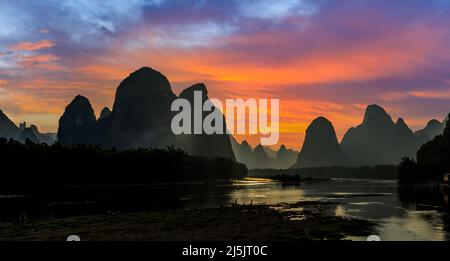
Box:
15 54 60 69
409 90 450 99
1 92 62 115
8 40 56 51
50 27 438 149
2 14 448 149
20 54 59 63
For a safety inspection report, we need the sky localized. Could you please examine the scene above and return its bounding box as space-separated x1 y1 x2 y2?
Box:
1 0 450 150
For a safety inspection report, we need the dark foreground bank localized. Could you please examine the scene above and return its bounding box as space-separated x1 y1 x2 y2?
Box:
0 201 374 241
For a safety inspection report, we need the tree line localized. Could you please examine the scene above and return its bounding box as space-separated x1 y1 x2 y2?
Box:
0 138 247 189
399 114 450 184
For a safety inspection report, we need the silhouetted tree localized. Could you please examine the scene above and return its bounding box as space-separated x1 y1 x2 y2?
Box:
399 113 450 184
0 138 247 190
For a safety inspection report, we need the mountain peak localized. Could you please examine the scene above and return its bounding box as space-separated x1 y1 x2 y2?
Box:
293 116 346 168
66 95 95 117
131 67 163 77
72 95 91 105
179 83 208 100
254 144 268 158
99 107 112 120
241 140 251 148
307 117 336 134
426 119 442 128
363 104 392 124
181 83 207 94
395 117 415 138
57 95 97 144
415 118 444 143
115 67 173 99
254 144 264 150
0 109 20 139
395 117 408 127
30 124 39 132
278 144 287 152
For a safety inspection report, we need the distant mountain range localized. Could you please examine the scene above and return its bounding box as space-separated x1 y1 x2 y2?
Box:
231 137 298 169
0 110 56 144
1 67 448 169
0 110 18 140
292 105 448 168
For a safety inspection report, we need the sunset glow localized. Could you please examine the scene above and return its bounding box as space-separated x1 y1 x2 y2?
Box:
1 0 450 149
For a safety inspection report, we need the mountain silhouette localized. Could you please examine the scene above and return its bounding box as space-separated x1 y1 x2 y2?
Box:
276 145 298 168
0 109 20 140
231 137 297 169
341 105 420 166
58 67 235 160
28 123 56 144
292 117 347 168
58 95 97 145
263 147 277 158
394 117 421 157
99 107 112 120
415 119 444 144
1 110 56 144
175 83 235 160
231 138 255 168
362 104 392 125
399 113 450 183
253 144 272 169
19 127 40 143
416 114 450 171
99 67 177 149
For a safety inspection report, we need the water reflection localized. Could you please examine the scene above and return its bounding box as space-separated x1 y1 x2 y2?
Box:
219 178 450 241
0 178 449 241
173 178 450 241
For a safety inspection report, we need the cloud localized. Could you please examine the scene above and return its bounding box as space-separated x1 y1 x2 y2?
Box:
409 90 450 99
130 21 236 50
8 40 56 51
1 0 450 148
0 0 164 47
239 0 318 20
19 54 59 63
0 50 60 70
56 0 151 34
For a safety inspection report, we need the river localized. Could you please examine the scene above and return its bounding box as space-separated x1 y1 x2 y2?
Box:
1 178 449 241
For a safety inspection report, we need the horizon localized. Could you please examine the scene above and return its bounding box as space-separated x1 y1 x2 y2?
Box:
2 0 450 150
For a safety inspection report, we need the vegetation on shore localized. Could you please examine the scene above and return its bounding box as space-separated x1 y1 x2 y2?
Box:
399 114 450 185
0 138 247 189
250 165 398 180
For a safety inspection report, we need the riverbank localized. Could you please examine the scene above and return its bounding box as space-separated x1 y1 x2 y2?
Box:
0 201 375 241
250 165 398 180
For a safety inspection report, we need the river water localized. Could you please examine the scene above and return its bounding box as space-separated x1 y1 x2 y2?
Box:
176 178 450 241
1 178 449 241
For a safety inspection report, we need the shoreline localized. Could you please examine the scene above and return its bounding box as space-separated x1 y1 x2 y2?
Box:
0 201 375 241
